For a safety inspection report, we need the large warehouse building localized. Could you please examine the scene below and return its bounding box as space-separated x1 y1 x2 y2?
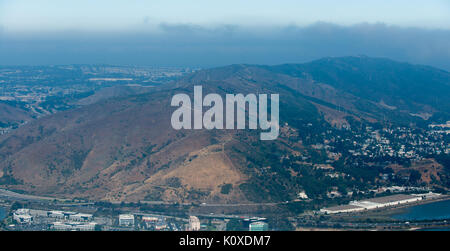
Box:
320 194 425 214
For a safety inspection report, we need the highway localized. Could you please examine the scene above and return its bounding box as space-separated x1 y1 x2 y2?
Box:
0 188 283 208
0 188 60 202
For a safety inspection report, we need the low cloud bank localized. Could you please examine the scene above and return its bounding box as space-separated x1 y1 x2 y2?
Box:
1 22 449 70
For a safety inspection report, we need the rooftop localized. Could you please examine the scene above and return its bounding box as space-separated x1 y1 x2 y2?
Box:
321 204 363 212
365 194 420 204
119 214 134 220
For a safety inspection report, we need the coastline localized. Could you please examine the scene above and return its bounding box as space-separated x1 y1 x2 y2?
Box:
340 194 450 220
316 195 450 230
385 195 450 219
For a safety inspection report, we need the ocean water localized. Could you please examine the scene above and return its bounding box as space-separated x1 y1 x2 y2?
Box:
419 228 450 231
393 199 450 221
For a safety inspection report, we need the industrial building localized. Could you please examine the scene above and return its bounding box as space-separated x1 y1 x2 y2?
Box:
15 209 93 221
15 208 30 215
319 204 365 214
320 194 426 214
69 213 93 222
188 216 201 231
249 221 269 231
119 214 135 226
11 208 96 230
360 194 423 207
13 209 33 224
52 221 97 231
142 216 159 222
48 210 66 219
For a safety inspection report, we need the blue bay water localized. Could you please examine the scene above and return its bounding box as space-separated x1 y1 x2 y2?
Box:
393 199 450 221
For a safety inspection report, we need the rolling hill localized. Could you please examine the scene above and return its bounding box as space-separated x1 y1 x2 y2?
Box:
0 56 448 203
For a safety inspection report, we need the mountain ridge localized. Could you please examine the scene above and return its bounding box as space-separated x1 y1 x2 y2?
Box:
0 56 448 203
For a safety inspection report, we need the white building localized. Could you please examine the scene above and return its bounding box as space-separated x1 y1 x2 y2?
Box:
297 191 309 200
355 194 423 209
15 208 30 215
155 223 168 231
320 194 423 214
320 204 365 214
249 221 269 231
350 200 381 210
188 216 201 231
69 213 93 222
48 210 65 219
13 212 33 224
142 216 159 222
119 214 135 226
52 221 97 231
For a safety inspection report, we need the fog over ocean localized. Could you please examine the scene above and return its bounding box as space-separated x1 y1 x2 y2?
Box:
1 23 449 71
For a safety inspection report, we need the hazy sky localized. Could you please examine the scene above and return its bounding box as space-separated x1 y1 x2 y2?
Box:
0 1 449 69
1 0 449 31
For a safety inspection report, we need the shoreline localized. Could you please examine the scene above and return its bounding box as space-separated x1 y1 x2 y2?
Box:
381 195 450 219
297 197 450 231
338 194 450 219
